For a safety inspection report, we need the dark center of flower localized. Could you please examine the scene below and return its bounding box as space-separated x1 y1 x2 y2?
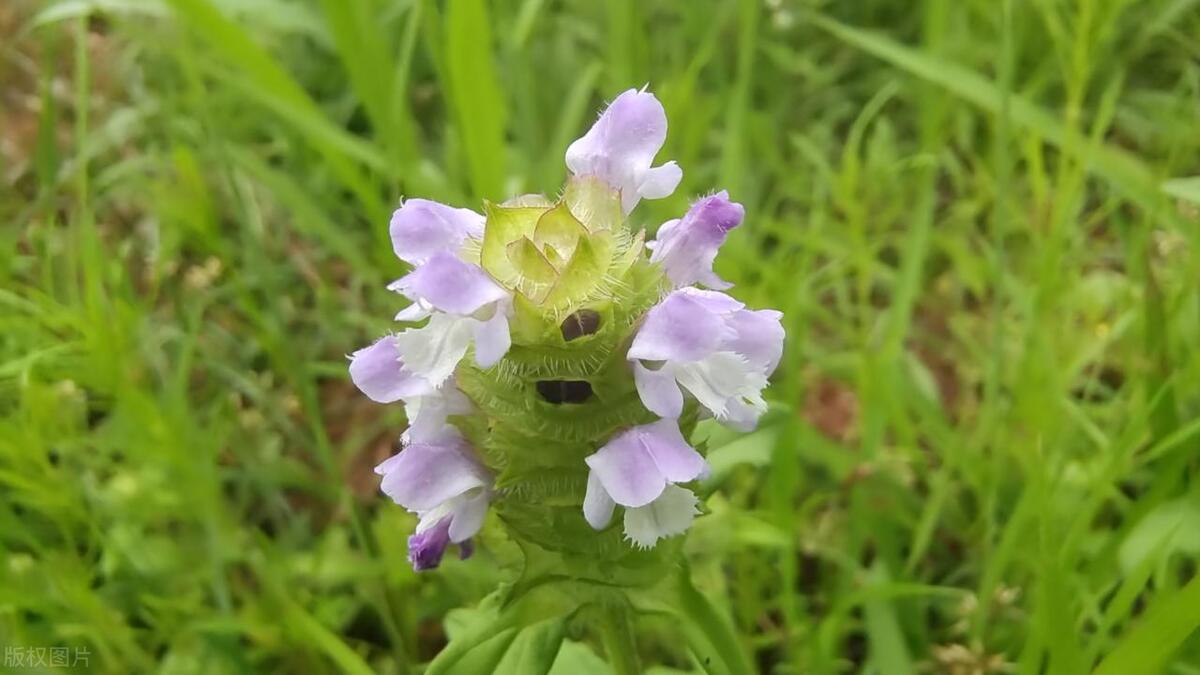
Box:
560 309 601 342
535 380 594 404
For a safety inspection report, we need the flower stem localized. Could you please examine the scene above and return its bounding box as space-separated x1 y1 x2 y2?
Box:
600 602 642 675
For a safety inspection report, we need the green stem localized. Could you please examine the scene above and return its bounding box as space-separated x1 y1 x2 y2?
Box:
600 602 642 675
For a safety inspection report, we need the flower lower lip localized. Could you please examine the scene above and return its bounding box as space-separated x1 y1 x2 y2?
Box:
536 380 594 404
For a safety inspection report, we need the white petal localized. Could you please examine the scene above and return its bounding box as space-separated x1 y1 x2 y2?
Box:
622 485 699 549
583 471 616 530
404 386 474 444
393 313 474 386
722 397 765 432
633 361 684 418
472 309 511 368
395 301 433 322
672 352 766 419
637 161 682 200
447 491 490 542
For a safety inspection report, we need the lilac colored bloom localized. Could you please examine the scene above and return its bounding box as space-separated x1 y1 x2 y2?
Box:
582 419 706 548
390 198 484 265
348 336 432 403
387 252 513 385
628 288 783 431
566 88 682 214
348 337 472 443
648 191 745 290
375 432 493 571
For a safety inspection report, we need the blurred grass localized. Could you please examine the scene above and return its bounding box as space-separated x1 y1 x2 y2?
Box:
2 0 1199 673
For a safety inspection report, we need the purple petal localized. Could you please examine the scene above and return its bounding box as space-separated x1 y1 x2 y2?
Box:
583 471 616 530
390 199 484 265
565 88 679 213
348 337 431 403
375 438 488 512
649 191 744 289
725 308 785 375
584 427 667 508
627 290 732 363
389 252 508 316
633 361 684 418
408 517 452 571
637 419 707 483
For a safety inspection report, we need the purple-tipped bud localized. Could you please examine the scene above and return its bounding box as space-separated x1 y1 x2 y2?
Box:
408 517 453 571
648 191 745 290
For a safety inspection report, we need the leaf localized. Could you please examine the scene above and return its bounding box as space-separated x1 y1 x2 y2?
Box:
1161 176 1200 204
673 568 754 675
166 0 386 217
863 563 915 675
1092 573 1200 675
445 0 508 199
277 598 375 675
495 617 569 675
548 639 611 675
1118 497 1200 573
808 13 1163 210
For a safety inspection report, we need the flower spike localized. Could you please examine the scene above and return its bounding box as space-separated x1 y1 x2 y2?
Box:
350 87 785 571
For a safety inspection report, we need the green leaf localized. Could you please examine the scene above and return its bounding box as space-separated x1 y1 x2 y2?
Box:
445 0 508 199
808 13 1163 210
863 563 915 675
673 568 754 675
1161 176 1200 204
495 617 569 675
1092 573 1200 675
277 597 375 675
1118 497 1200 573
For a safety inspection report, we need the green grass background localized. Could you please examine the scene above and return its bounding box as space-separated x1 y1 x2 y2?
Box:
2 0 1199 672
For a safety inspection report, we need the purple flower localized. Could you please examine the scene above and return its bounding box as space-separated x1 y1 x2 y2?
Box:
390 198 484 265
628 288 783 431
348 337 474 442
582 419 707 548
648 191 745 290
387 251 513 385
348 336 432 403
375 432 493 571
566 87 683 214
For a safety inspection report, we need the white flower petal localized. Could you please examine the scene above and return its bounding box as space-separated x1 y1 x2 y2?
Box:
472 308 511 368
622 485 699 549
672 352 764 419
447 491 490 542
633 361 685 418
393 313 474 386
583 471 617 530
